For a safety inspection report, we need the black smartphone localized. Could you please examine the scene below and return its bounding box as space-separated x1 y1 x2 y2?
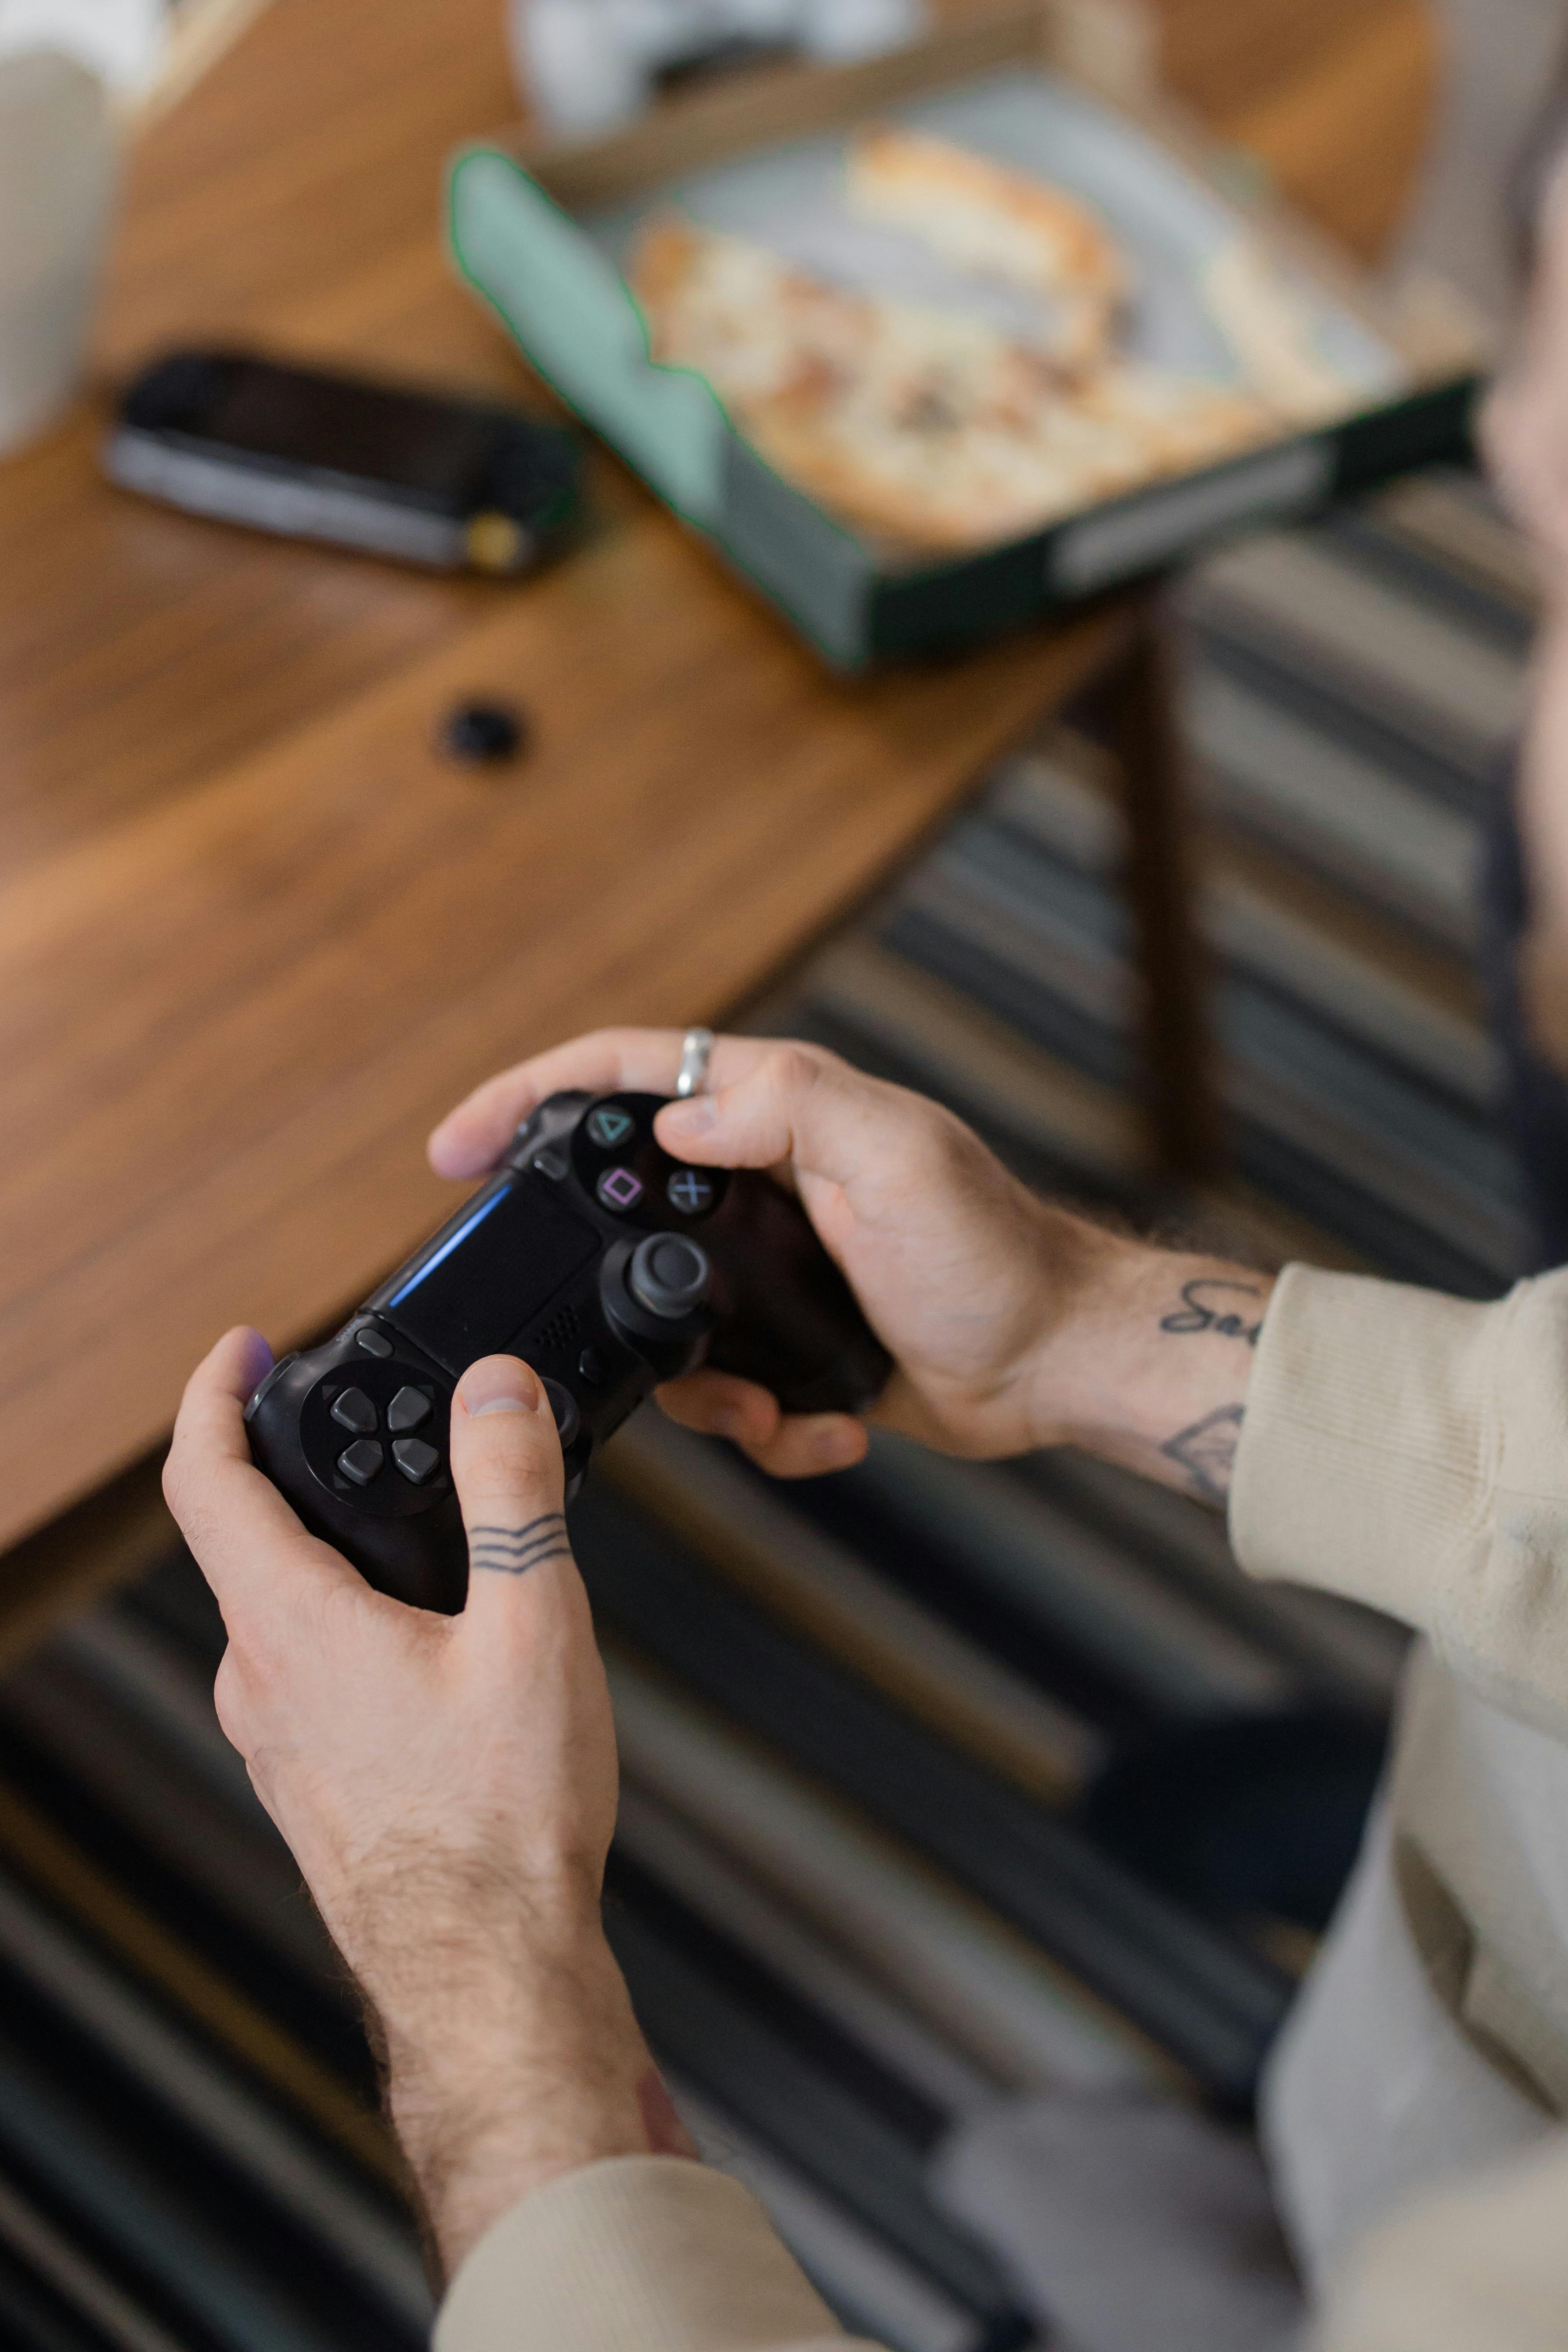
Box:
104 349 580 574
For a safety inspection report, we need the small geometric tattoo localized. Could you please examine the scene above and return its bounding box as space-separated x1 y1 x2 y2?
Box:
1160 1405 1244 1508
466 1513 572 1576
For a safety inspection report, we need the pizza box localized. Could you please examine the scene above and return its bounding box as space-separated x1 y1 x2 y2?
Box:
446 0 1486 670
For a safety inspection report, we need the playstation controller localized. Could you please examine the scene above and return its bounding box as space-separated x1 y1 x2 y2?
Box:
245 1090 890 1611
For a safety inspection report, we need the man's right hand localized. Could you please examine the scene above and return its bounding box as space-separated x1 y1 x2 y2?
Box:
431 1032 1273 1508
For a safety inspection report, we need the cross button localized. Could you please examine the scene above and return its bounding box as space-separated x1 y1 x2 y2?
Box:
666 1169 716 1217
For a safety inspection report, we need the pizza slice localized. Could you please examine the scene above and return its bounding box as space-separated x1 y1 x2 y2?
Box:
628 216 1272 552
845 124 1128 367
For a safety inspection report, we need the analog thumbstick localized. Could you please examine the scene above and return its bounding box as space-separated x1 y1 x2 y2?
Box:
539 1377 582 1450
627 1233 711 1320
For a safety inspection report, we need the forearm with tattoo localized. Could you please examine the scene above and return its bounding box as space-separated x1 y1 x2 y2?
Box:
1148 1266 1266 1508
1041 1249 1272 1511
1150 1272 1265 1507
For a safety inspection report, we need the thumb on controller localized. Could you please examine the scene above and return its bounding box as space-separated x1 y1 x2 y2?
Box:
655 1043 875 1187
449 1356 576 1626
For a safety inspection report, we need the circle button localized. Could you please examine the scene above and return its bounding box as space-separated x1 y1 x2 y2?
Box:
667 1169 716 1217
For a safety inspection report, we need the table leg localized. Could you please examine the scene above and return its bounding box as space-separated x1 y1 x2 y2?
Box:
1106 597 1224 1185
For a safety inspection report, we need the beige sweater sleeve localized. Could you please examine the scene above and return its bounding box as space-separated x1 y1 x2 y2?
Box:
1230 1261 1568 1733
1231 1262 1568 2343
433 1264 1568 2352
1317 2131 1568 2351
433 2156 873 2352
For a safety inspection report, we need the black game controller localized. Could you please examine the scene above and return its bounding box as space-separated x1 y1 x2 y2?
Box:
245 1091 891 1612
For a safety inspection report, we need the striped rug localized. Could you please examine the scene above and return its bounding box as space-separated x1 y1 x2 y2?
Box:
0 469 1531 2352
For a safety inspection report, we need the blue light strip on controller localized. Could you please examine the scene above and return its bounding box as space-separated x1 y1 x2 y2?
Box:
387 1183 511 1308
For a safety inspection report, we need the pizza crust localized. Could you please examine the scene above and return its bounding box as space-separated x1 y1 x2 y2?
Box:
749 359 1270 550
1202 236 1359 426
631 216 879 412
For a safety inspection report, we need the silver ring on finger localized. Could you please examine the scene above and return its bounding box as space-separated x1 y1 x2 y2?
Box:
675 1026 714 1098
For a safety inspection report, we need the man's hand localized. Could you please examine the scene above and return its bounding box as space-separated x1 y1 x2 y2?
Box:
163 1331 692 2279
431 1029 1273 1508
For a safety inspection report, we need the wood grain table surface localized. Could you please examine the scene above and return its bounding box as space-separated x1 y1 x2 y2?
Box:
0 0 1436 1570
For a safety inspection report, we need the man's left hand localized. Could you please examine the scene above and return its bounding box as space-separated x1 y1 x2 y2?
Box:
163 1330 688 2276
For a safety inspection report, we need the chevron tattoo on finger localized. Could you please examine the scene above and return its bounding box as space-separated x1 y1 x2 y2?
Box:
466 1514 572 1576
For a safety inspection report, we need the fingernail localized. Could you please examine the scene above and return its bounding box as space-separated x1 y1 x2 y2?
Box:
661 1097 716 1137
459 1358 542 1418
237 1328 275 1390
812 1418 861 1466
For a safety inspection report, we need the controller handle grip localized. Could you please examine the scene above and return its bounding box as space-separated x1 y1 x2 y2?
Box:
705 1177 891 1415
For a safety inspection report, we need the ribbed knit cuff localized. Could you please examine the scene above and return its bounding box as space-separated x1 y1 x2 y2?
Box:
435 2157 849 2352
1230 1263 1503 1631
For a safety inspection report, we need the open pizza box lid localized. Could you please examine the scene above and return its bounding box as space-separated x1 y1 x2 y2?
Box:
447 0 1486 670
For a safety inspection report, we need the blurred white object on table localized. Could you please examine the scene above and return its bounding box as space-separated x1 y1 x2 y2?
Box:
0 0 165 94
513 0 927 140
0 47 115 458
0 1 270 458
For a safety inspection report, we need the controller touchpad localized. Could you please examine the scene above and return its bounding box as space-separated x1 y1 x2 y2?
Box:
386 1178 600 1375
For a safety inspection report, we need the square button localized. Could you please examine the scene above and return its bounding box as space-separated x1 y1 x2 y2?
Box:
596 1166 643 1212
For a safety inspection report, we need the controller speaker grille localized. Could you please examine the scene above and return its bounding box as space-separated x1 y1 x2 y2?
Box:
533 1301 583 1356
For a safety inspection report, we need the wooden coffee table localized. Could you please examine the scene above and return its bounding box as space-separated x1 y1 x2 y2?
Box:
0 0 1436 1645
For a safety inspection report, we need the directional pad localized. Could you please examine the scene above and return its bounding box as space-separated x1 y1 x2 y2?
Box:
386 1386 431 1435
330 1387 378 1436
393 1438 441 1485
337 1439 384 1487
305 1357 451 1515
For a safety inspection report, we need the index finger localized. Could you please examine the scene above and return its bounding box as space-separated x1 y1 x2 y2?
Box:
163 1326 360 1630
427 1027 777 1179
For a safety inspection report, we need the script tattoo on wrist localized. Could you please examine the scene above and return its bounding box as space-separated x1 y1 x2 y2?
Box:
466 1514 571 1576
1159 1277 1264 1349
1160 1404 1244 1507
